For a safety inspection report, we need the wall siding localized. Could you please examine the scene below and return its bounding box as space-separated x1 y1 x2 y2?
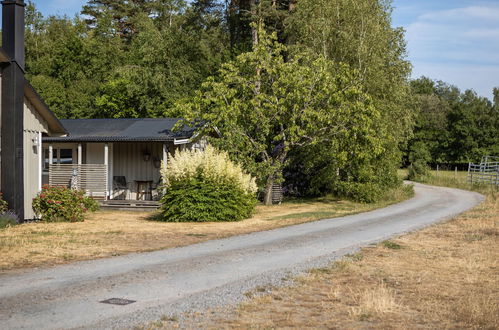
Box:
112 142 169 199
23 98 48 219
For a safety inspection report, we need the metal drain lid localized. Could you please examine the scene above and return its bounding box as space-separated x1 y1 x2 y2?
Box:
100 298 136 305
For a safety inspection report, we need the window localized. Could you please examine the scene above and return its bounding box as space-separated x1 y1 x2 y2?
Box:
59 149 73 164
43 148 74 171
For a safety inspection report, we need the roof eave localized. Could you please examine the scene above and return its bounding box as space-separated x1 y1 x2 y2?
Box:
41 136 191 143
24 81 67 135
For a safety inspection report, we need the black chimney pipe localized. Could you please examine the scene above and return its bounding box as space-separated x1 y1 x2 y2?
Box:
1 0 26 220
2 0 25 69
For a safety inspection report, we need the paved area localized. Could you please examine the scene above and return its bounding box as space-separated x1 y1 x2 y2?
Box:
0 183 484 329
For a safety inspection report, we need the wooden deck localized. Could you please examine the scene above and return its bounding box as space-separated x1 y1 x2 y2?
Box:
99 199 160 211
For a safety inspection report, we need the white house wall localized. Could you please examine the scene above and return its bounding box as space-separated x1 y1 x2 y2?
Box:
23 97 48 219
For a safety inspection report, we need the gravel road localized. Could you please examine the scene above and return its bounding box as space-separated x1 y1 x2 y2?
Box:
0 183 484 329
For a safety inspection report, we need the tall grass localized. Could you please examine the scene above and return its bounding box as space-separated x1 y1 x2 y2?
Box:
401 169 498 195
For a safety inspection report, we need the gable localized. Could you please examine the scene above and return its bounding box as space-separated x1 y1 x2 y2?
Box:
24 97 49 133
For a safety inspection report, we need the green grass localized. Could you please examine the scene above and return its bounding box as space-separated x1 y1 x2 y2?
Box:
267 210 339 221
382 240 403 250
400 169 498 194
266 184 414 222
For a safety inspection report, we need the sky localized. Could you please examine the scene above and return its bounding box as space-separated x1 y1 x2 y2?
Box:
30 0 499 100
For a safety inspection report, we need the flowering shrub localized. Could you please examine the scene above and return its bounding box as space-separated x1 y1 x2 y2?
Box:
162 145 257 194
32 185 99 222
159 146 257 222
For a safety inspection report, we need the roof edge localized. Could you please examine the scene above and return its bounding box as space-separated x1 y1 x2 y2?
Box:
41 136 192 143
24 81 67 134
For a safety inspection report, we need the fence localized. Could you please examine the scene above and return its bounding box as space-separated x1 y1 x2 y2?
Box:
468 156 499 185
49 164 108 199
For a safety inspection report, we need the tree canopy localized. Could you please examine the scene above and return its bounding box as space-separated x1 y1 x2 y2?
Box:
407 77 499 165
178 27 382 203
22 0 498 202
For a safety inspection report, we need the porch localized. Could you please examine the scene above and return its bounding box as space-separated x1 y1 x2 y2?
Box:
44 141 175 201
41 117 205 204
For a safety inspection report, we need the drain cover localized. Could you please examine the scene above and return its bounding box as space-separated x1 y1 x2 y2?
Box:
100 298 136 305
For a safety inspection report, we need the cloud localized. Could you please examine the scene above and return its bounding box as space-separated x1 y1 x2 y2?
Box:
420 6 499 21
398 1 499 99
464 28 499 39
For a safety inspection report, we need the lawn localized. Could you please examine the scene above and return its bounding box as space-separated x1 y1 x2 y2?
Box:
0 185 413 272
163 173 498 329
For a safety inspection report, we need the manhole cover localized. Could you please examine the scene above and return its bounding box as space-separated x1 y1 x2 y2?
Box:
100 298 136 305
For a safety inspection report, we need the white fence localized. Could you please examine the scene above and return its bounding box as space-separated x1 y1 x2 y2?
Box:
468 156 499 185
49 164 108 199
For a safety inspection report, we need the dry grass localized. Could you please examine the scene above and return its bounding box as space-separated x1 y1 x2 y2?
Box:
0 185 413 272
163 189 498 329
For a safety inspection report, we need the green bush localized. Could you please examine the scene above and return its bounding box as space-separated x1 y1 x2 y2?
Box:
159 146 257 222
32 185 99 222
82 195 100 212
407 159 430 181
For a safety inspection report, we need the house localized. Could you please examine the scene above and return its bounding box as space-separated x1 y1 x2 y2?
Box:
0 1 204 218
0 0 67 220
41 118 203 203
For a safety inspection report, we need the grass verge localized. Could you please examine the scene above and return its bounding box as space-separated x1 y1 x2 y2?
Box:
151 175 498 329
0 185 413 272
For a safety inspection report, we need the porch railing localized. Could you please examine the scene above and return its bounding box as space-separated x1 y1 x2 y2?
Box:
49 164 108 199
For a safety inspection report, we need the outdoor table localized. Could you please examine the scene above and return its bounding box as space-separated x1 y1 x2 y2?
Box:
135 180 153 201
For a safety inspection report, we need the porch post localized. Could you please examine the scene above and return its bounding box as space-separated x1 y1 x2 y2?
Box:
77 143 82 165
38 132 42 191
48 144 53 165
162 143 168 170
104 143 109 199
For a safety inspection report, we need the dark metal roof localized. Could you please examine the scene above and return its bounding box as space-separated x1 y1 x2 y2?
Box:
42 118 196 142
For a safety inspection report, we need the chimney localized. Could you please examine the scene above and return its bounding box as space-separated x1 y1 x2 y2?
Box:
2 0 25 69
1 0 26 220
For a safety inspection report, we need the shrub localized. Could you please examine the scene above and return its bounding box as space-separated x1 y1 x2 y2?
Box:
32 185 99 222
159 146 257 222
0 210 19 228
82 195 100 212
407 159 430 181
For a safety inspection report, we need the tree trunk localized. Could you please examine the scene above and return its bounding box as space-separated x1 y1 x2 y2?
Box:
250 0 259 47
263 176 274 206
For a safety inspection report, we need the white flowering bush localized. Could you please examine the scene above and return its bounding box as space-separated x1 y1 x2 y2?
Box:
159 146 257 222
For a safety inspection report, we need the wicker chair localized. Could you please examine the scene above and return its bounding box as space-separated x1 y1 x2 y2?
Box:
112 176 129 200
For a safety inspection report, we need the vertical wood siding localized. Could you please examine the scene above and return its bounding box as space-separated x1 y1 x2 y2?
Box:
23 98 48 219
113 142 170 199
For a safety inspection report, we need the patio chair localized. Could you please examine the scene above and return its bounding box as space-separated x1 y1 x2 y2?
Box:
149 178 164 201
113 176 129 200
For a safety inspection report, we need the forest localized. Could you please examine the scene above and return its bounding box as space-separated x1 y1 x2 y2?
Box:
23 0 499 202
